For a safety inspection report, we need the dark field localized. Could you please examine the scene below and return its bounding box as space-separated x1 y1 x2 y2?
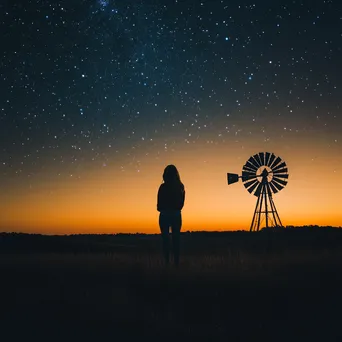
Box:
1 227 342 341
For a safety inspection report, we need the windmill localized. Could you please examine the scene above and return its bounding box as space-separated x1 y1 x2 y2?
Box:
227 152 289 232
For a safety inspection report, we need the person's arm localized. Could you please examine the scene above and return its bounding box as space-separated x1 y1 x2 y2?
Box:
157 184 163 212
180 188 185 210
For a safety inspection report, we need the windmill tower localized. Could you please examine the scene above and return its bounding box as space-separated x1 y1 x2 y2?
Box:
227 152 289 232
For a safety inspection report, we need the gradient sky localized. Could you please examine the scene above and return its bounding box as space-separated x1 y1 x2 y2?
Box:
1 0 341 234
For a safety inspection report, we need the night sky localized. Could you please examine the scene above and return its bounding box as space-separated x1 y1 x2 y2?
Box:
1 0 341 234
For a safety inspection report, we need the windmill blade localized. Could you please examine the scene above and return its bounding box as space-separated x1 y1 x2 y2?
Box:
271 180 284 191
272 161 287 172
265 152 271 166
269 181 279 194
253 153 262 167
259 152 266 166
273 173 289 179
243 164 257 173
248 156 260 169
270 156 282 169
247 181 260 195
241 152 288 196
272 177 288 187
254 182 264 197
244 179 259 194
273 168 288 174
242 171 257 181
244 178 258 188
245 160 258 171
227 173 239 185
267 153 276 167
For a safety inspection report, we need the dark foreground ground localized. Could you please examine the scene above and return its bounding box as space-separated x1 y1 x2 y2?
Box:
1 227 342 341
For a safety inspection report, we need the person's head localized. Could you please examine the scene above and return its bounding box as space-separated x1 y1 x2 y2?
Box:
163 164 182 184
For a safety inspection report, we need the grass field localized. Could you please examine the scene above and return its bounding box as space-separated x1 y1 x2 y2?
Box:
1 229 341 341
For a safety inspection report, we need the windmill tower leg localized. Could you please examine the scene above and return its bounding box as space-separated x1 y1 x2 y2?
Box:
256 184 264 231
264 185 269 229
250 189 261 232
269 196 283 227
250 183 266 232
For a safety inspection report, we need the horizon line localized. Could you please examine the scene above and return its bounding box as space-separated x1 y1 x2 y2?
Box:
1 225 342 237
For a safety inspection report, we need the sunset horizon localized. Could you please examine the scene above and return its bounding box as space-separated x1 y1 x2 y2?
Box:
2 141 341 235
1 0 341 235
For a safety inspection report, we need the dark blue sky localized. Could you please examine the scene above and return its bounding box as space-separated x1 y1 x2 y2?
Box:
1 0 341 183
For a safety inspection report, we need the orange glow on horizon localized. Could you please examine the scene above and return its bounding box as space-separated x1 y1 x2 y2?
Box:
1 136 342 235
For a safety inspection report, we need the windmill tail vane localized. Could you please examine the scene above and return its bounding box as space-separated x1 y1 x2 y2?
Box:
227 152 289 232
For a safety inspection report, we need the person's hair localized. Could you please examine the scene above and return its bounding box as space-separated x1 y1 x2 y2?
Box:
163 164 182 185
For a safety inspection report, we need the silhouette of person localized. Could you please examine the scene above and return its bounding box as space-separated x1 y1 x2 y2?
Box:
157 164 185 267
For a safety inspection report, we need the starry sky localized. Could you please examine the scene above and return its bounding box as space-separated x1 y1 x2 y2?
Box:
1 0 341 234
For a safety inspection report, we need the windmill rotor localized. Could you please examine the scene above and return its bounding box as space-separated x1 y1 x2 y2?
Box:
227 152 289 231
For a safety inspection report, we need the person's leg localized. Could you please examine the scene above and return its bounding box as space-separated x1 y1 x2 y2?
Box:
171 211 182 267
159 212 170 265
